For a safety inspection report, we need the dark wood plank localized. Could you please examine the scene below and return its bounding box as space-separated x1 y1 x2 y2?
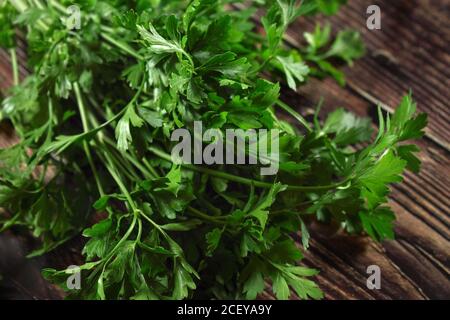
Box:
1 0 449 300
286 0 450 149
278 0 450 299
278 80 450 299
0 232 63 299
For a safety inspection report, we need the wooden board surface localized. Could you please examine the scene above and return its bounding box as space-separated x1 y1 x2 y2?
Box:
0 0 449 300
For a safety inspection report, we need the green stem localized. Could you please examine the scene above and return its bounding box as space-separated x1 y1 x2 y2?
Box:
139 210 166 235
47 0 66 12
47 0 141 64
142 158 160 178
124 148 223 224
101 31 143 60
103 151 137 212
137 218 143 242
105 147 141 181
10 0 49 30
9 0 28 12
73 82 105 196
107 213 138 259
103 138 148 180
91 122 223 229
195 195 222 216
9 48 19 86
148 146 348 192
250 54 274 76
181 49 195 69
187 207 226 225
276 99 313 133
94 211 138 300
32 0 44 9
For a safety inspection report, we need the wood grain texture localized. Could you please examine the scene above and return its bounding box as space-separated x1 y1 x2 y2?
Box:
0 0 449 300
281 79 450 299
279 0 450 299
286 0 450 149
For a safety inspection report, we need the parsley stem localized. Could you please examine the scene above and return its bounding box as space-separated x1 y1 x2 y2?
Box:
276 99 313 133
195 194 222 216
187 206 226 225
9 0 27 12
9 48 19 86
10 0 49 30
99 140 177 248
103 137 151 180
101 31 144 60
47 0 65 13
103 151 138 212
181 49 195 69
106 147 141 181
73 82 105 196
107 213 138 258
138 210 166 236
93 212 138 300
148 146 347 192
250 54 274 76
137 219 143 242
117 148 224 224
142 158 160 178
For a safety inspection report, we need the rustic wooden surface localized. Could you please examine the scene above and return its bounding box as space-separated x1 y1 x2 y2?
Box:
0 0 449 300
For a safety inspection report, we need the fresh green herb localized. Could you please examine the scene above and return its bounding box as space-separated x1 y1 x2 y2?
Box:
0 0 426 300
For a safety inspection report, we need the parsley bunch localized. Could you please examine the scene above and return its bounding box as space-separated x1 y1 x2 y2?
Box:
0 0 426 300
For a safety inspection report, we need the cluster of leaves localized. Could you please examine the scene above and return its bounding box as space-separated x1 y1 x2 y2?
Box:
0 0 426 300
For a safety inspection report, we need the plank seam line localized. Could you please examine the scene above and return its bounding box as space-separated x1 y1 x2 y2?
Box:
391 187 450 242
411 240 450 278
397 238 449 298
374 241 429 300
392 196 450 257
392 197 450 262
305 236 387 299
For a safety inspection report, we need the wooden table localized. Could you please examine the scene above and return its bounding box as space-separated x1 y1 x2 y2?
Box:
0 0 449 299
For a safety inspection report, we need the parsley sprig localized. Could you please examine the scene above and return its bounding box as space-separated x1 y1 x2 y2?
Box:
0 0 426 300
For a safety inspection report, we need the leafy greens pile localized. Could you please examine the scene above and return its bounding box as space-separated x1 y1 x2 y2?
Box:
0 0 427 300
